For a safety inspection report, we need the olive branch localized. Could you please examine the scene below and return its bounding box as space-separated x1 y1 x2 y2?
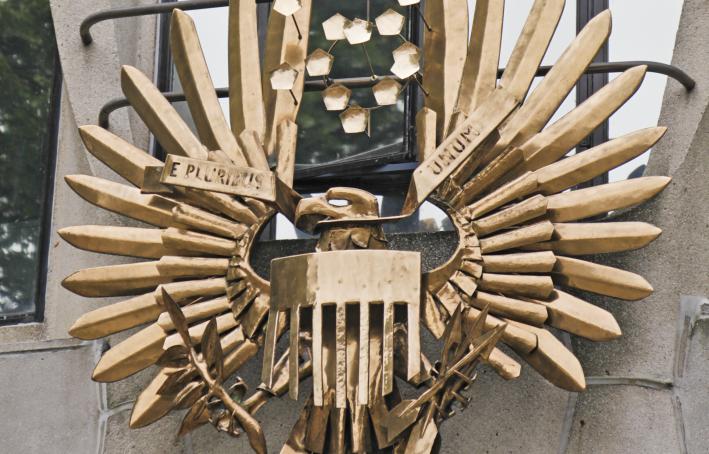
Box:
156 288 267 454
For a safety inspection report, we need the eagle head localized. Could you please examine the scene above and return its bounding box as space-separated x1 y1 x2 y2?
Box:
294 187 387 251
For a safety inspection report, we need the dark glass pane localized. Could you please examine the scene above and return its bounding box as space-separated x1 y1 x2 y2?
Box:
297 88 405 165
296 0 411 165
308 2 408 79
0 0 56 320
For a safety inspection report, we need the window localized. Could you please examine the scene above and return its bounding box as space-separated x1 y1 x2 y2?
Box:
165 0 421 238
0 0 59 323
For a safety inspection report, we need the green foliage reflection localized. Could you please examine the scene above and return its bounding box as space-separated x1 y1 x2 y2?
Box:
296 0 408 165
0 0 56 318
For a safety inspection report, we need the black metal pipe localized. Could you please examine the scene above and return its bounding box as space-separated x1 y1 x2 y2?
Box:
529 61 696 91
81 0 272 45
97 61 696 127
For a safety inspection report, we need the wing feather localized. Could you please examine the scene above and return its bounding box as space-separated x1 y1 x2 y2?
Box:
171 10 244 163
62 257 228 297
521 66 648 171
121 65 208 160
59 225 178 259
68 278 227 340
456 0 504 117
552 256 653 300
424 5 672 394
523 222 662 255
546 176 671 222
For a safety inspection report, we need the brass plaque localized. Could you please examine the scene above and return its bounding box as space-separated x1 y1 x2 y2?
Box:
160 154 276 201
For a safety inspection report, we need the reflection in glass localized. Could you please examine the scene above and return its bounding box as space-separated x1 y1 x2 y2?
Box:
296 0 410 166
0 0 56 320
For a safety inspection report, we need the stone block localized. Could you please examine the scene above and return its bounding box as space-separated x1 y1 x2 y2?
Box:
438 361 571 454
0 344 99 453
566 386 680 453
104 408 185 453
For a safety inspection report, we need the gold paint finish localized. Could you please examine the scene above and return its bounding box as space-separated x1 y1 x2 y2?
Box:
403 88 518 214
121 65 208 160
536 290 622 341
78 125 161 188
415 107 437 162
498 0 565 100
547 176 671 222
275 120 298 187
60 3 675 451
160 154 276 201
229 0 266 141
171 10 242 163
339 106 369 134
456 0 504 118
264 250 421 406
481 251 557 273
553 256 654 301
535 127 666 194
524 222 662 255
372 79 402 106
375 9 405 36
262 0 312 155
322 84 351 111
423 0 469 139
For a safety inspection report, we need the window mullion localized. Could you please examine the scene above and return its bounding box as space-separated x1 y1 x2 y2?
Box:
576 0 609 187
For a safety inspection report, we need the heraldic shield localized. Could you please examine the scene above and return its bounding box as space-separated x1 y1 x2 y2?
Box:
262 250 421 410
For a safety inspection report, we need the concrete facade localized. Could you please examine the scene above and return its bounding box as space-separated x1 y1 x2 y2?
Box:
0 0 706 452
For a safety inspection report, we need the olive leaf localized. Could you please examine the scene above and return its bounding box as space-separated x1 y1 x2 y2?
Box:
156 345 190 368
178 395 209 437
228 377 248 402
440 304 463 371
161 287 191 347
175 381 205 410
158 368 194 396
201 317 224 383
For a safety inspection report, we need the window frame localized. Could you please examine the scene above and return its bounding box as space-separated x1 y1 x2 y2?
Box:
153 0 423 195
294 0 612 193
576 0 610 187
0 49 62 326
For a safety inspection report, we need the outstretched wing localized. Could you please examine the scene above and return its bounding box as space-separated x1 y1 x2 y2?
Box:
60 6 309 430
420 1 668 392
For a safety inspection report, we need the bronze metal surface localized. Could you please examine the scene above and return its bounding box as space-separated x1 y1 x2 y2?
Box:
59 2 676 452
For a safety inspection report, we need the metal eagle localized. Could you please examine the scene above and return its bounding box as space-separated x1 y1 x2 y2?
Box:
60 0 671 452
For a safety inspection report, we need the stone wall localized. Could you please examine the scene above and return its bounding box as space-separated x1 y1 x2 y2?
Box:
0 1 706 453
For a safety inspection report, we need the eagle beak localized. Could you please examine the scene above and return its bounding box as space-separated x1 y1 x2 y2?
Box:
294 187 381 233
294 197 343 233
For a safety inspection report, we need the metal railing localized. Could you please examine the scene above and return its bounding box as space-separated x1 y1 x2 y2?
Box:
81 1 696 188
81 0 238 45
97 61 695 127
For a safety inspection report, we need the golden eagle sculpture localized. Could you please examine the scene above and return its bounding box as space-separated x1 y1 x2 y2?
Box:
60 0 671 452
